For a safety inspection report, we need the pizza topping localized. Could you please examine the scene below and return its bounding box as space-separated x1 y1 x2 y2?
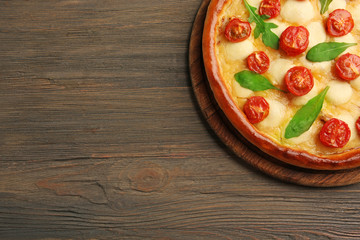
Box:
325 80 352 105
281 0 315 24
225 18 251 42
285 66 314 96
268 58 294 85
235 70 281 91
351 5 360 31
243 96 270 124
356 116 360 134
247 51 270 74
335 53 360 81
319 0 333 14
243 0 280 49
327 0 347 14
319 118 351 148
259 0 281 19
306 42 357 62
326 9 354 37
285 86 329 139
224 40 254 61
306 22 327 48
280 26 309 56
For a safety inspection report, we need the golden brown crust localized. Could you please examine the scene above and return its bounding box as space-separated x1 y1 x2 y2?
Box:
202 0 360 170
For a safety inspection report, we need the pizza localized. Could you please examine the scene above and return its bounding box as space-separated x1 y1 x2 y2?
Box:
202 0 360 170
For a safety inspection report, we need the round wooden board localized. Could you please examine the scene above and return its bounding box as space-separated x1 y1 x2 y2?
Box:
189 0 360 187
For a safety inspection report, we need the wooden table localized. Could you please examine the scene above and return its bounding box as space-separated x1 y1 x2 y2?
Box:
1 0 360 239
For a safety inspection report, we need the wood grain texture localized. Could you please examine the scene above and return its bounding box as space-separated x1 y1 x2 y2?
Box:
190 0 360 187
0 0 360 239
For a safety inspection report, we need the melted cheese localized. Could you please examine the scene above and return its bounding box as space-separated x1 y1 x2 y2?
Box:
268 59 294 86
299 56 332 73
281 0 315 24
350 5 360 31
326 80 353 105
247 0 262 8
232 79 253 98
333 34 358 54
327 0 347 14
257 99 286 129
338 112 356 142
224 40 254 61
307 21 327 48
285 124 317 145
350 76 360 90
267 19 289 37
292 81 319 106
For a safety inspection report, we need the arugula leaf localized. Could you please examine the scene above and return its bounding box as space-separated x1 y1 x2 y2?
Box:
234 70 281 91
306 42 357 62
320 0 333 14
284 87 329 139
243 0 279 49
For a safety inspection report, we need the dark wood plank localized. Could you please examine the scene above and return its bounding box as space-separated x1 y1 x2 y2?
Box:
0 0 360 239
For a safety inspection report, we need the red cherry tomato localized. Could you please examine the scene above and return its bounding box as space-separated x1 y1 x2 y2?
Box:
356 116 360 134
247 51 270 74
280 26 309 56
243 96 270 124
259 0 281 19
327 9 354 37
225 18 251 43
285 66 314 96
319 118 351 148
335 53 360 81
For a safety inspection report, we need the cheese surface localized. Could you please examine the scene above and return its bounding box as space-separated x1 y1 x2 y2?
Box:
213 0 360 156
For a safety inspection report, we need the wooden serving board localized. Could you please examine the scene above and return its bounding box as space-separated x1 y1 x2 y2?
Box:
189 0 360 187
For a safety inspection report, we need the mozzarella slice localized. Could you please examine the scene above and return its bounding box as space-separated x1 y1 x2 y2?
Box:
224 40 254 61
281 0 315 24
307 22 327 48
247 0 262 8
257 99 286 129
268 59 294 86
292 81 319 106
350 5 360 31
338 113 356 142
299 56 332 72
266 19 289 37
232 79 253 98
327 0 347 14
333 34 357 54
326 80 353 105
350 76 360 91
286 124 317 145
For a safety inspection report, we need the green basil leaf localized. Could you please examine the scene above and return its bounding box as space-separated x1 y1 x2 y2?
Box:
262 28 280 50
243 0 279 49
234 70 280 91
285 86 329 139
320 0 333 14
306 42 357 62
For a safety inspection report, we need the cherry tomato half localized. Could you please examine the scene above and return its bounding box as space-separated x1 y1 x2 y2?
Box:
327 9 354 37
285 66 314 96
335 53 360 81
225 18 251 43
259 0 281 19
319 118 351 148
243 96 270 124
247 51 270 74
280 26 309 56
356 116 360 134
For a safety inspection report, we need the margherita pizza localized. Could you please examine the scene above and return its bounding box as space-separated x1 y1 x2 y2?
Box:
202 0 360 170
